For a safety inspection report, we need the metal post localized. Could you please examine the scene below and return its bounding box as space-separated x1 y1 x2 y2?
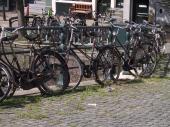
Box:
154 2 160 25
95 0 101 26
154 2 157 25
2 0 6 21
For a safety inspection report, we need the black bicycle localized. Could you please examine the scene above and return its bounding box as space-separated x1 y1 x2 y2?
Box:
107 19 157 78
0 26 70 102
55 21 121 89
141 20 167 60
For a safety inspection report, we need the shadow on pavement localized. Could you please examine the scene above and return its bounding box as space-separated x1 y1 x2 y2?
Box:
0 84 102 108
0 78 145 108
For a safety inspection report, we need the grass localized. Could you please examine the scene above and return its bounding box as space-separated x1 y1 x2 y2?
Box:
0 96 41 107
15 103 48 120
54 85 114 116
0 79 151 109
55 100 85 116
0 77 170 119
143 76 170 84
69 124 77 127
0 96 48 120
0 108 3 112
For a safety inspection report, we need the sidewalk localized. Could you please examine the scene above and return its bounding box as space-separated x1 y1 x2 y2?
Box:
0 0 45 27
0 76 170 127
0 11 17 27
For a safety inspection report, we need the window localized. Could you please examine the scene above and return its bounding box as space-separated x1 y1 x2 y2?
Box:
159 8 163 14
116 0 123 8
0 0 8 7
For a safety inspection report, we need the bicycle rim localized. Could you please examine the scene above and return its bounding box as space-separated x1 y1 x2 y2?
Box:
32 50 70 95
135 43 157 77
94 48 121 85
65 52 83 89
0 63 13 103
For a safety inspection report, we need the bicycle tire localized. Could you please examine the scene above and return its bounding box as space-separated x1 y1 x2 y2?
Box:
32 50 70 95
64 50 83 89
94 47 121 85
0 62 14 103
134 43 157 77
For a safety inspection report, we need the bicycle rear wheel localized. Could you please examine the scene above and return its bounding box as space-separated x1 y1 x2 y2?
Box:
134 43 157 77
64 50 83 89
94 47 121 85
32 50 70 95
0 62 13 103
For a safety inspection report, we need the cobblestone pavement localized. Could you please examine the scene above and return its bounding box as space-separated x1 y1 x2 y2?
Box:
0 77 170 127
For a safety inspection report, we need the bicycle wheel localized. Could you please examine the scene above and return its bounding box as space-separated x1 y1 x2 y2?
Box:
134 43 157 77
64 50 83 89
32 50 70 95
0 62 13 103
94 47 121 85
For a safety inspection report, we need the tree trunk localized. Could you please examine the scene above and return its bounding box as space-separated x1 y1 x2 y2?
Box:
2 5 6 21
2 0 6 21
16 0 25 37
16 0 25 26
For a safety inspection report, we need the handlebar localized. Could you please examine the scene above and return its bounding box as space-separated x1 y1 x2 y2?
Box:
0 26 24 42
104 18 125 30
0 26 24 33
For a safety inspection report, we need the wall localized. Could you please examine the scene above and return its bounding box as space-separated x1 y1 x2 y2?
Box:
0 0 9 10
150 0 170 25
123 0 131 21
46 0 52 9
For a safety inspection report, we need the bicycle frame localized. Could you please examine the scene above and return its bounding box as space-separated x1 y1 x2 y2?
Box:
0 27 52 89
109 23 146 74
68 26 98 60
63 26 101 78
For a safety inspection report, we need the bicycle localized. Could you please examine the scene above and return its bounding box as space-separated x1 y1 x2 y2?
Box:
107 19 157 78
24 9 60 42
141 20 167 59
55 21 121 89
0 26 70 102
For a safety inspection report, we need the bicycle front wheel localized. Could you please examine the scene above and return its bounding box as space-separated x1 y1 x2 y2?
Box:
0 62 13 103
32 50 70 95
134 43 157 77
94 47 121 85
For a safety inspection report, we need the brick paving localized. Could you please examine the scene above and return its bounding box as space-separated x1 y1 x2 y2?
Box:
0 77 170 127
